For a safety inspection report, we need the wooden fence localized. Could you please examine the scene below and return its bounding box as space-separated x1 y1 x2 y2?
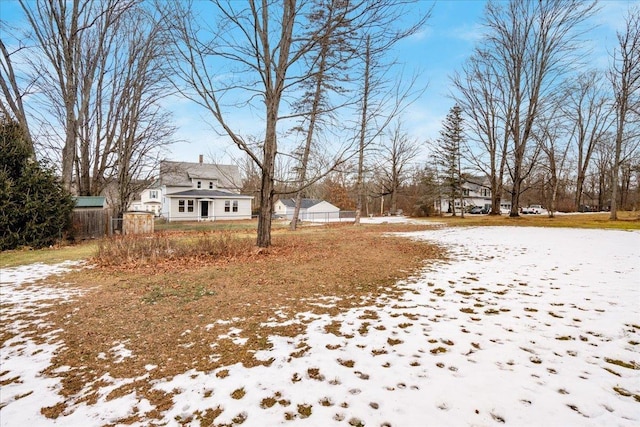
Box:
71 208 111 240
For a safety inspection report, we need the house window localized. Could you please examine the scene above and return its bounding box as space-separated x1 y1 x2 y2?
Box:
463 189 470 196
225 201 230 212
178 199 185 212
209 181 213 189
150 190 158 199
197 181 201 189
187 200 194 212
232 201 238 212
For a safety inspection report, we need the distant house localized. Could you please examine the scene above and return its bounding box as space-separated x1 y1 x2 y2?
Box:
437 177 510 214
274 198 340 221
130 183 162 216
159 156 253 221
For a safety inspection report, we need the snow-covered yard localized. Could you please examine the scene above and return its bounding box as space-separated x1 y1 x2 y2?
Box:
1 226 639 426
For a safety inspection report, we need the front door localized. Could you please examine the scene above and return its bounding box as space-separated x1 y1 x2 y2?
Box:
200 201 209 219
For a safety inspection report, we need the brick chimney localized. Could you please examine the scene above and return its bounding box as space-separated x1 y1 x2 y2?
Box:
199 154 203 164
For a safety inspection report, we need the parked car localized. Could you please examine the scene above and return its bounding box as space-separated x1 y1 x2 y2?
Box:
468 206 484 214
521 204 543 214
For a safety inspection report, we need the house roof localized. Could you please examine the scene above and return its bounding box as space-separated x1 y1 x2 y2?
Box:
166 189 253 199
160 160 241 189
74 196 106 208
278 198 324 209
464 176 491 188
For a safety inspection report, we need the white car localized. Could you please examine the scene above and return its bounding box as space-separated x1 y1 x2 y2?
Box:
522 204 543 214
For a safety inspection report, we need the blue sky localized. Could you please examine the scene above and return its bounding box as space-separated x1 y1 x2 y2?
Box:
1 0 635 167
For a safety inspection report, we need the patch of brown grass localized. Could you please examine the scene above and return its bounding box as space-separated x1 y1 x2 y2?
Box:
16 222 444 424
94 231 254 268
435 211 640 230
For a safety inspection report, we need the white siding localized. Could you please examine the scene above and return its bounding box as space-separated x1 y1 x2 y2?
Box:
212 198 252 220
168 197 199 221
305 201 339 220
141 188 161 204
164 197 252 221
274 200 292 217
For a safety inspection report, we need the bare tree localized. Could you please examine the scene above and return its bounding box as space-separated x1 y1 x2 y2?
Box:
376 120 419 215
168 0 325 247
352 3 430 224
561 71 613 210
471 0 597 217
609 6 640 220
536 98 571 217
452 50 509 215
289 0 353 231
354 34 372 224
109 5 176 218
592 134 615 210
20 0 135 192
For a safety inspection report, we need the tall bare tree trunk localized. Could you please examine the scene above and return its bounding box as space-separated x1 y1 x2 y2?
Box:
354 36 371 225
290 1 336 231
258 136 275 247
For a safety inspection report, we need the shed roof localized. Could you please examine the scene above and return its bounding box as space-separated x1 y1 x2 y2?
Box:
74 196 106 208
278 198 324 209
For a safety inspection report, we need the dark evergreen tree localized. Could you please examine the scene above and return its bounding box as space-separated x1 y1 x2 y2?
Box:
0 119 75 250
434 105 465 216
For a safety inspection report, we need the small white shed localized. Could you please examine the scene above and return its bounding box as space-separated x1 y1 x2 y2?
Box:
274 198 340 222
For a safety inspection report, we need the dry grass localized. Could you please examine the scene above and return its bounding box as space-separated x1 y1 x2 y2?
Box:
94 231 254 267
16 222 443 422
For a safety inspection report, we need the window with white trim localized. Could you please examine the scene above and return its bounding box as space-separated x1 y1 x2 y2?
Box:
197 181 201 189
209 181 213 189
224 200 230 212
232 201 238 212
187 200 194 212
178 199 185 212
150 190 158 199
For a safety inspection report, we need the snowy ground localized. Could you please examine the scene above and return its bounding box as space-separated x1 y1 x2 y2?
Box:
1 227 639 426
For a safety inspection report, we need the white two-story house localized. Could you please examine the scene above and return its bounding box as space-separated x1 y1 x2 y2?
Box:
159 157 253 221
130 184 162 216
438 176 510 214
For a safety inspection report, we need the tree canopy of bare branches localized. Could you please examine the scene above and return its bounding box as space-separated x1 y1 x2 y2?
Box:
454 0 597 217
14 0 175 216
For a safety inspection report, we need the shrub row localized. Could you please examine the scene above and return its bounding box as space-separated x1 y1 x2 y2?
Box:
95 232 253 266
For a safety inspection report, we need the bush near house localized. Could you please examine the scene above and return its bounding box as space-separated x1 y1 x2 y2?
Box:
0 120 74 250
